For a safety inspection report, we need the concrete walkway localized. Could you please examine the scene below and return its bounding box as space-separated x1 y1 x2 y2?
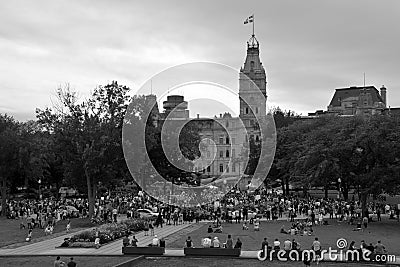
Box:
0 223 195 256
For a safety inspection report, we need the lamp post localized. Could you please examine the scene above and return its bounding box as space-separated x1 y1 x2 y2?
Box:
337 177 342 200
38 179 42 200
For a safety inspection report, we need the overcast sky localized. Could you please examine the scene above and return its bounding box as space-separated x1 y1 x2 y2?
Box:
1 0 399 120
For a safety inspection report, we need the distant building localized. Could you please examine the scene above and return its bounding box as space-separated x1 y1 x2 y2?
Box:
151 33 267 186
308 85 398 117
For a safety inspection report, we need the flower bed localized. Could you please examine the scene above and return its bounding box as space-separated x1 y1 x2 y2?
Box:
59 218 147 248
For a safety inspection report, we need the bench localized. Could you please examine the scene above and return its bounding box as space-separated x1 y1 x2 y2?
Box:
184 247 241 257
122 246 165 255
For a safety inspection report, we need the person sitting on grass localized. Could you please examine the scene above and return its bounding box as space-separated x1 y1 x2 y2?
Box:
214 224 222 233
280 225 289 234
207 225 213 233
353 220 362 231
242 221 248 230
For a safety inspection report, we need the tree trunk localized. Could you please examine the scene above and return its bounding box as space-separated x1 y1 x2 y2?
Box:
1 177 7 217
281 180 286 196
85 165 95 218
360 191 368 218
302 187 308 198
285 179 290 196
342 183 349 201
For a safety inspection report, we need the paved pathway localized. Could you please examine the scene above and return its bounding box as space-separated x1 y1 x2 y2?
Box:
0 222 196 256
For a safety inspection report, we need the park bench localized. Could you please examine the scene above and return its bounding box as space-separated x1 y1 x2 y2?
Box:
122 246 165 255
184 247 241 257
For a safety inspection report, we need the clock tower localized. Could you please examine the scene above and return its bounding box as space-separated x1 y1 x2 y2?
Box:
239 33 267 124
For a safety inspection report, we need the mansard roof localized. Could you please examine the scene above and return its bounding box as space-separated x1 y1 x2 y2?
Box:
328 86 384 107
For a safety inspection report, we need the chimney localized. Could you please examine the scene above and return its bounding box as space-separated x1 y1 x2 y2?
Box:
197 114 199 119
219 114 222 118
380 85 387 107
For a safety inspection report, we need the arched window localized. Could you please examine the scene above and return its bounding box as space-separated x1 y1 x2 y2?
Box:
256 135 260 142
226 150 230 158
219 164 223 172
250 61 255 70
245 107 249 114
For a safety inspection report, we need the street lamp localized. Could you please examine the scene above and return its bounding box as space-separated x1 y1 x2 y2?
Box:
38 179 42 200
337 177 342 200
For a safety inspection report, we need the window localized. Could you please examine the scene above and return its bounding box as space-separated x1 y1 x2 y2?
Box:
226 136 230 144
232 149 236 157
226 165 229 173
207 166 211 172
219 164 223 172
256 135 260 142
226 150 230 158
219 136 223 144
232 138 236 144
256 107 259 114
226 120 229 127
245 107 249 114
232 164 236 173
250 61 255 70
219 151 224 158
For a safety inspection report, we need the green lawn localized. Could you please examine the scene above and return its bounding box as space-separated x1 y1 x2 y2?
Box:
0 217 94 248
167 218 400 255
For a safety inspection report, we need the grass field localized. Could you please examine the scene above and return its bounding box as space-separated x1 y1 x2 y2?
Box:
167 218 400 255
0 217 94 248
0 256 134 267
136 257 396 267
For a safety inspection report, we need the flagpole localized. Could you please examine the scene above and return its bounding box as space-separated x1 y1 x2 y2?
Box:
252 14 255 36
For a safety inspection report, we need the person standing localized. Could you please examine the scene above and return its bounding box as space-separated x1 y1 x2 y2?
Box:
152 235 160 247
67 257 77 267
311 237 322 260
234 238 242 249
131 236 138 247
185 236 193 248
226 234 233 249
377 208 381 221
53 256 65 267
66 220 71 233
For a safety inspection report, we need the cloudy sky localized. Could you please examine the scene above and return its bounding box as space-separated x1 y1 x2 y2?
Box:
1 0 399 120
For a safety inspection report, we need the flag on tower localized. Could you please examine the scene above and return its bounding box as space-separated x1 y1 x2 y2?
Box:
244 15 254 24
